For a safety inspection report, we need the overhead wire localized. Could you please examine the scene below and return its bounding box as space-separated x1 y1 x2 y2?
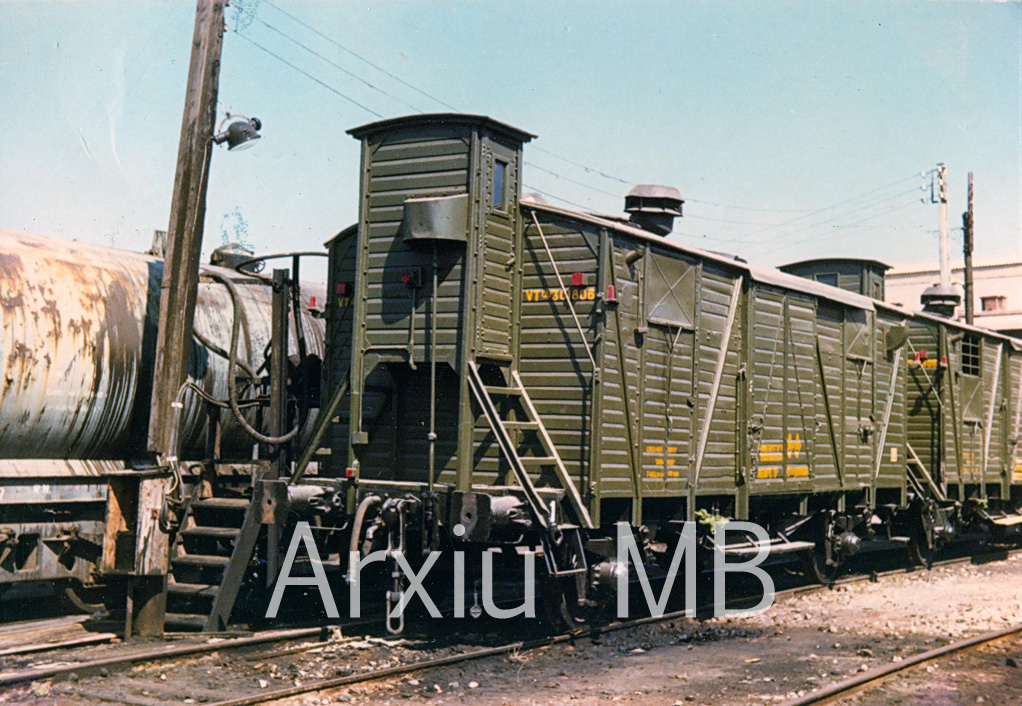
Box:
762 200 922 255
528 145 633 187
254 18 423 113
686 198 814 213
522 184 592 211
524 162 623 198
254 0 646 202
701 177 924 248
237 3 932 248
684 213 781 227
739 186 922 255
232 31 383 118
264 0 459 111
734 173 923 243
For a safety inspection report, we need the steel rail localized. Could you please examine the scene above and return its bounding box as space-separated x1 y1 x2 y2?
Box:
0 547 1018 698
202 547 1022 706
0 627 328 688
777 623 1022 706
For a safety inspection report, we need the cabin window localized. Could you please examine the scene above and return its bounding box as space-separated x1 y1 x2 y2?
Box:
815 273 839 288
492 159 507 210
961 334 981 376
645 251 697 328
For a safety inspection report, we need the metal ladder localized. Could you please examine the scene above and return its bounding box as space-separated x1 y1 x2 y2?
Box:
466 361 593 581
165 494 254 631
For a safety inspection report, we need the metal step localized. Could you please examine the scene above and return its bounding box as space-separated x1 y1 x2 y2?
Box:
180 527 241 540
519 456 557 465
504 421 540 431
167 582 220 598
484 385 523 396
722 540 816 557
171 554 231 568
164 613 210 630
191 497 250 511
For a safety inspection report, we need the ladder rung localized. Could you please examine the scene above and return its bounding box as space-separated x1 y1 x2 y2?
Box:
503 421 540 431
167 582 220 597
191 498 250 511
171 554 230 568
519 456 557 465
484 385 523 396
180 527 241 540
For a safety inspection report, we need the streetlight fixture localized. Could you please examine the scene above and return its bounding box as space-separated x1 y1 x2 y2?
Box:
213 114 262 151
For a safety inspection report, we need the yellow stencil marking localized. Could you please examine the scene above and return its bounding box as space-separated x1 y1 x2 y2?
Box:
646 445 679 475
759 443 783 463
524 287 597 303
786 466 810 478
757 467 781 479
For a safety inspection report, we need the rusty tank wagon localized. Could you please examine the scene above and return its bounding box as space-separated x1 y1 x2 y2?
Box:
0 229 324 606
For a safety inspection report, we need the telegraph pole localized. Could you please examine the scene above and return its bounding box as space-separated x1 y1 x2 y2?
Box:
963 172 975 325
920 162 961 317
937 163 951 290
135 0 228 637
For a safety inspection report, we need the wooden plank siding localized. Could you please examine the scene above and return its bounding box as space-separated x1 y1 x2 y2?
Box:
517 213 600 497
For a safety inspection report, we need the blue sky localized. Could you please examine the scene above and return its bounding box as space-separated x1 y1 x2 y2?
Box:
1 0 1019 279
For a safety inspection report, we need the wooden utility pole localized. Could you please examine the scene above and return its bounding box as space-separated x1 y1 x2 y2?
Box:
963 172 975 326
136 0 227 637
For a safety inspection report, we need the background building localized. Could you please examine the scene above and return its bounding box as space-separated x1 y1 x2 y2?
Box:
884 255 1022 338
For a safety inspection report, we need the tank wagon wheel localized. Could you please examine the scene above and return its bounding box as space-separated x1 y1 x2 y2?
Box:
61 579 116 614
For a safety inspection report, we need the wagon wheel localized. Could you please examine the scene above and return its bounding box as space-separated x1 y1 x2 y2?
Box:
802 543 842 584
542 570 606 632
906 500 941 568
802 518 843 584
906 531 936 568
61 579 115 614
541 534 606 632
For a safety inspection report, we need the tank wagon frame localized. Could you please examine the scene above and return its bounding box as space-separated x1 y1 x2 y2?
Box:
0 230 325 609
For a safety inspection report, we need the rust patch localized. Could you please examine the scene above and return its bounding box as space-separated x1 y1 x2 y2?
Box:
40 297 62 342
0 252 25 278
0 291 23 309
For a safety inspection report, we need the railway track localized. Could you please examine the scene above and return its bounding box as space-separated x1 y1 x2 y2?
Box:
0 546 1017 705
201 547 1022 706
778 623 1022 706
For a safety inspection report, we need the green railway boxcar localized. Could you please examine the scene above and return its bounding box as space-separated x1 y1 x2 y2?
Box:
902 314 1022 556
303 114 1022 627
317 114 941 595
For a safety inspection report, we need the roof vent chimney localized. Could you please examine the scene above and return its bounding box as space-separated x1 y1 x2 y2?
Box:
920 283 961 319
625 185 684 236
